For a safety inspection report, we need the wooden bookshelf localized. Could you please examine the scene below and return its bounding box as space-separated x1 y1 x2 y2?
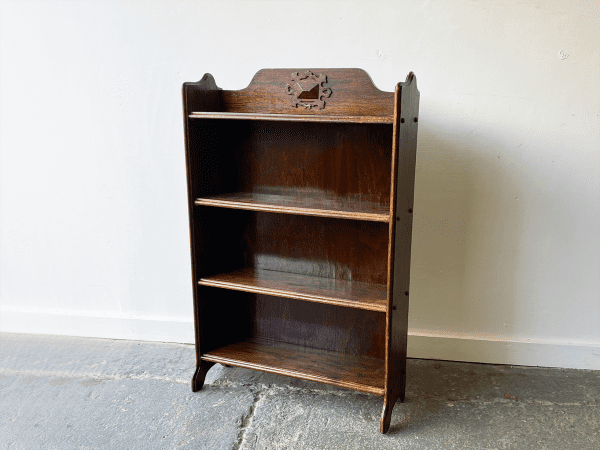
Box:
182 68 419 433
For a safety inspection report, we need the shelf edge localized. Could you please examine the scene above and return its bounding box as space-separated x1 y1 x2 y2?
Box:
195 198 390 223
201 353 385 396
189 112 394 124
198 278 387 312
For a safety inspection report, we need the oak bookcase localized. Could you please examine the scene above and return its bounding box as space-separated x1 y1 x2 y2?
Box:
182 69 419 433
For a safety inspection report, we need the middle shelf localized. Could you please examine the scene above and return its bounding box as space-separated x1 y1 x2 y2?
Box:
199 268 387 312
195 192 390 222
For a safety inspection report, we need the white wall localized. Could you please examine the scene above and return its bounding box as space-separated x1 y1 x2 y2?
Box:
1 0 598 369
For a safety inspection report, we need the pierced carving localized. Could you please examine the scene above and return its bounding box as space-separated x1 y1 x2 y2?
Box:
285 71 332 110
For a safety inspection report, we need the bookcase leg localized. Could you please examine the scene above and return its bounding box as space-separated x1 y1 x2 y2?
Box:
380 396 395 433
399 388 406 403
191 360 215 392
381 380 407 434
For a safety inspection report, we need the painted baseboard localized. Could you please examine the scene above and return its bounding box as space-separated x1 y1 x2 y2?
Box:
1 308 598 370
407 329 600 370
0 308 195 344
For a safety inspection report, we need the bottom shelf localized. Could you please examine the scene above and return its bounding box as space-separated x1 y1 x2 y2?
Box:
202 338 385 395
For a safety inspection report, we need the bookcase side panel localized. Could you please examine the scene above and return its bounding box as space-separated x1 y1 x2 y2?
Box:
184 75 221 112
183 82 221 368
385 75 420 416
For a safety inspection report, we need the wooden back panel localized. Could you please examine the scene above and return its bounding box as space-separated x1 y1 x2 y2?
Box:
233 120 393 210
243 212 389 284
249 295 386 359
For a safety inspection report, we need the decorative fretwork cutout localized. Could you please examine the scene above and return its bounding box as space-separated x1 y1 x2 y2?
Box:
285 71 332 110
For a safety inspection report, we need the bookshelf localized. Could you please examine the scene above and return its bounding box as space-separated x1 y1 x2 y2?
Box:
182 69 419 433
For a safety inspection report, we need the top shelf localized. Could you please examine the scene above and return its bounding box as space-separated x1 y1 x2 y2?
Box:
189 111 394 124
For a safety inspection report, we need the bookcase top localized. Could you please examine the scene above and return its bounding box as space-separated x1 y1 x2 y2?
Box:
184 68 415 117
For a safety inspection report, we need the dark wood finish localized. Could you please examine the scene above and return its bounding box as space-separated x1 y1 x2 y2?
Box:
192 287 386 360
248 294 386 360
219 69 394 116
191 208 389 285
285 70 332 110
199 268 387 312
185 120 393 215
182 69 419 434
189 111 393 123
195 192 390 222
191 360 215 392
202 338 385 395
241 213 389 284
182 73 221 380
382 72 420 433
237 121 392 206
194 285 253 355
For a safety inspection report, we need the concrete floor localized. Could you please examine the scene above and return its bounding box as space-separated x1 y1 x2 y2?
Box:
0 333 598 450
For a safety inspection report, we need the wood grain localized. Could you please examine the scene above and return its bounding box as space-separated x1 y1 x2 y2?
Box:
183 69 419 435
249 294 386 359
202 338 385 395
199 268 387 312
189 111 393 123
182 73 221 373
235 121 392 207
186 120 393 210
219 69 394 117
242 212 389 285
195 192 390 222
381 72 420 434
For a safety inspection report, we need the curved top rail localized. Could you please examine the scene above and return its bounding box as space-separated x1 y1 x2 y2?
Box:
225 68 395 116
240 68 390 94
185 68 401 117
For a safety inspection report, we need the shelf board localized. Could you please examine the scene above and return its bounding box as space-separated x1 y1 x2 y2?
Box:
189 111 394 124
202 338 385 395
195 192 390 222
199 268 387 312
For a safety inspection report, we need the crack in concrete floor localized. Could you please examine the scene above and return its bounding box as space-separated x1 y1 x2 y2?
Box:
233 389 267 450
